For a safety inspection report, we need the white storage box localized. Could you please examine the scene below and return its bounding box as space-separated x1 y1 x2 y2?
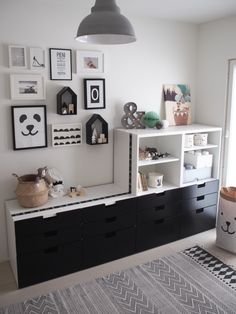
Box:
184 134 194 148
216 187 236 253
184 152 213 169
194 133 208 146
183 167 212 183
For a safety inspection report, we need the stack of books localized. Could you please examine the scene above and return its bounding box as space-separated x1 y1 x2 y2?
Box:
137 172 148 192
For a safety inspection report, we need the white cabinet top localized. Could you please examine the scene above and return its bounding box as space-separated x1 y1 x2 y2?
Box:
5 184 131 221
116 124 221 137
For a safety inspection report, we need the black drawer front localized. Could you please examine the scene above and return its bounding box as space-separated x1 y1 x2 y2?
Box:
136 216 180 251
83 198 136 222
15 209 83 237
84 213 136 237
180 205 217 238
182 180 219 199
16 226 83 254
137 190 181 212
137 203 180 223
17 241 83 288
181 192 218 212
84 227 135 268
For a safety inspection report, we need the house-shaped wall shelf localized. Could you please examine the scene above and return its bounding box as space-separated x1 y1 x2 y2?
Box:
57 87 77 115
86 114 108 145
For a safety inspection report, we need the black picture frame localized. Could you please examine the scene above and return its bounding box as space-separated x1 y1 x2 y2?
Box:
84 78 106 110
49 48 72 80
11 105 47 150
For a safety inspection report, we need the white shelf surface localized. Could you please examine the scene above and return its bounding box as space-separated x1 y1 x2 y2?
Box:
184 144 218 151
116 124 222 138
138 156 179 167
5 183 130 219
137 181 177 196
181 177 217 187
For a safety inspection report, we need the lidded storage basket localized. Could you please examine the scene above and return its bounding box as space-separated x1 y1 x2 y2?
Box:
14 174 49 208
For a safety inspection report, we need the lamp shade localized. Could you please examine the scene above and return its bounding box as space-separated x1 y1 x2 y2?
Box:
75 0 136 44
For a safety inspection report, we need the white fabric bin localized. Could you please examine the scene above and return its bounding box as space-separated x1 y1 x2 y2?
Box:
216 187 236 253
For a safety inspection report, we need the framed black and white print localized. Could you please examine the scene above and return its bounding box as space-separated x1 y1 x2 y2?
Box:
11 105 47 150
84 79 105 110
29 47 45 70
49 48 72 80
10 74 46 100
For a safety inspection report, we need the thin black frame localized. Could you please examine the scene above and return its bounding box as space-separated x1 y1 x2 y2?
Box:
49 48 72 80
84 78 106 110
11 105 47 150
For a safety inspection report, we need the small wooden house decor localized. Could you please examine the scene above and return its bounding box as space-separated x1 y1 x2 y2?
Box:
86 114 108 145
57 86 77 115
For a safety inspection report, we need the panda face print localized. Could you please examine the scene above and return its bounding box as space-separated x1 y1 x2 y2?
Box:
12 106 47 149
19 113 42 136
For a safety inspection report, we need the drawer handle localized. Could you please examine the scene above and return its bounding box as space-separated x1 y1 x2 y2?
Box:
154 219 164 224
105 216 117 223
197 195 205 201
196 208 204 214
197 183 205 189
156 192 165 198
105 231 116 238
44 230 58 238
43 214 57 220
155 205 165 211
44 246 58 254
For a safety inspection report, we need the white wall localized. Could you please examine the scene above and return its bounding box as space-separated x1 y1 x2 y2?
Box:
0 0 198 262
196 16 236 126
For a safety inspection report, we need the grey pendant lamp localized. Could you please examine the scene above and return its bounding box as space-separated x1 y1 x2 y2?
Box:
75 0 136 44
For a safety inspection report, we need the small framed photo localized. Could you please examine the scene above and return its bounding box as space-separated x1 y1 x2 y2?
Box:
49 48 72 80
10 74 46 100
77 50 104 74
29 47 45 70
8 45 27 69
84 79 106 110
11 105 47 150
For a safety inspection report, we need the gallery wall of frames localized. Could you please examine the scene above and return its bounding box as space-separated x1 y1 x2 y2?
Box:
8 45 107 150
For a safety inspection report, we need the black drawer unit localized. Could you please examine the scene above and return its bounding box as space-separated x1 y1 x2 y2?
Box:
182 180 219 199
136 190 182 251
84 198 136 223
137 189 181 212
136 216 180 251
84 227 136 268
83 199 136 268
15 209 83 288
180 180 219 238
11 181 220 288
17 241 83 288
181 192 218 212
180 205 217 238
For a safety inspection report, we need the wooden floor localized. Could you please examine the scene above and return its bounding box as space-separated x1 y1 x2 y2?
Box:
0 229 236 308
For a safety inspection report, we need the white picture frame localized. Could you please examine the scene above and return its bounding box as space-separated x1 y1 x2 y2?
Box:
8 45 27 69
10 74 46 100
29 47 45 70
52 123 82 147
76 50 104 74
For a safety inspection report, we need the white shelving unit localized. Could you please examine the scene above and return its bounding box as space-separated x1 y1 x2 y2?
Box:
114 124 222 196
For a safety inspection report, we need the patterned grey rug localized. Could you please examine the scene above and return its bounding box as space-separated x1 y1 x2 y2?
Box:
1 246 236 313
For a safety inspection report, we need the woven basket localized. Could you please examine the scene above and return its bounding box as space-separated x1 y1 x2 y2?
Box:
15 174 49 208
